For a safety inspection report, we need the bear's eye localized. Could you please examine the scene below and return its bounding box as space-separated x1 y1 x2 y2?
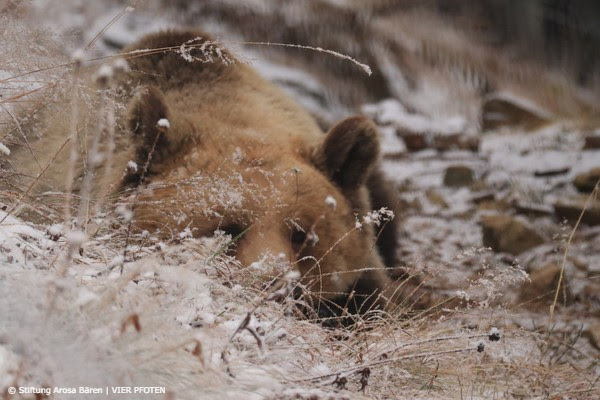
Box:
291 228 307 248
221 224 244 239
217 224 247 256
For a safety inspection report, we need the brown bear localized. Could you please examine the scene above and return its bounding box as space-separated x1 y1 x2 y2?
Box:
3 30 400 319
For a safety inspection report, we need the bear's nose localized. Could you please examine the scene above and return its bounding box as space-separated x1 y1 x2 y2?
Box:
234 226 295 270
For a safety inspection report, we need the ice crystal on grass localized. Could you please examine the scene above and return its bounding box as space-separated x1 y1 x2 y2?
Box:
324 195 337 210
306 228 319 247
179 42 194 62
94 64 113 87
71 48 85 65
176 37 235 65
356 207 395 229
65 229 87 246
232 147 243 164
157 118 170 129
364 207 395 226
112 58 129 73
115 204 133 222
0 142 11 156
47 223 63 240
178 227 193 240
109 254 124 269
464 261 529 308
126 160 138 173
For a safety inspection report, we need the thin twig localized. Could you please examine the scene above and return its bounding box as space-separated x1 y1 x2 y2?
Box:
550 178 600 321
119 122 166 273
84 5 134 52
0 137 70 225
0 103 42 170
74 88 107 231
0 38 371 87
293 346 480 384
63 59 82 226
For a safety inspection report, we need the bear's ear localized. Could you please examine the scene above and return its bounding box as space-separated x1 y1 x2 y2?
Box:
126 86 196 185
127 86 171 170
318 116 380 189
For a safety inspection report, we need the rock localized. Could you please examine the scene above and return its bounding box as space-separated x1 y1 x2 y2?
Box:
481 215 545 255
534 167 570 177
482 93 550 131
443 165 475 187
583 134 600 150
432 133 480 152
397 130 480 153
398 197 422 214
554 199 600 226
513 202 553 218
579 283 600 309
425 189 448 209
569 256 588 272
573 167 600 193
520 262 572 305
584 322 600 350
395 125 478 153
470 191 495 204
397 129 427 152
478 199 511 212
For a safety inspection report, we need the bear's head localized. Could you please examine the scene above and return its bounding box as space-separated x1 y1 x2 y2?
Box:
126 84 392 314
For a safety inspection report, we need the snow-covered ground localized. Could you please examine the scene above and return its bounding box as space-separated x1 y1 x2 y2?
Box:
1 1 599 399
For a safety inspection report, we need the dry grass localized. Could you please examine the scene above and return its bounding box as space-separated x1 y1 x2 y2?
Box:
2 224 597 399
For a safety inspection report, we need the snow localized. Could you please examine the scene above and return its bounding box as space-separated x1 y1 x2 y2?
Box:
486 91 554 120
0 142 11 156
0 210 55 267
363 207 395 226
363 98 467 135
95 64 113 80
48 223 63 237
109 254 124 268
481 123 600 181
116 204 133 222
113 57 130 72
126 160 138 173
157 118 170 129
378 125 407 155
75 287 99 306
324 195 337 210
70 48 85 63
383 153 484 188
65 229 87 246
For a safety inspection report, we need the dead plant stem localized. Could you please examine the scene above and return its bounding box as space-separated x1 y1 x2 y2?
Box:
550 178 600 321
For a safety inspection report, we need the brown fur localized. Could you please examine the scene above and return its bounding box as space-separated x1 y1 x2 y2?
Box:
6 30 401 316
